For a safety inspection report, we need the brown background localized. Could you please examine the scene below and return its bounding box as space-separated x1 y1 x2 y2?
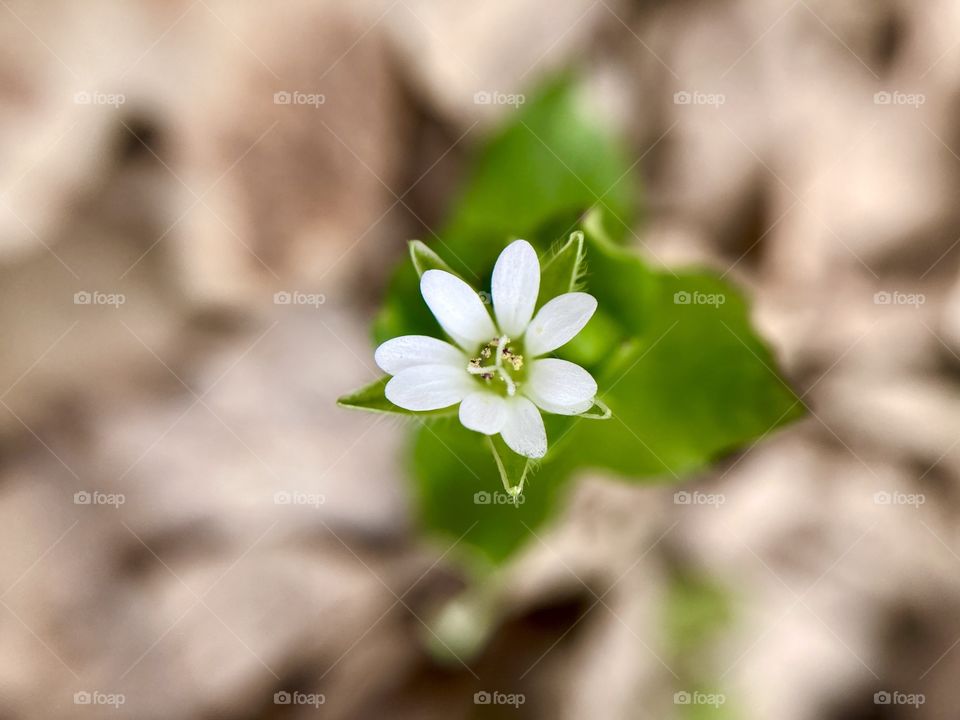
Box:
1 0 959 718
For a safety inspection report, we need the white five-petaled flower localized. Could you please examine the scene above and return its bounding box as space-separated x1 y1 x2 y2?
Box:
375 240 598 459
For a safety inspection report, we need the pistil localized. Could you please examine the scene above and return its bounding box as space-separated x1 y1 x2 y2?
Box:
467 336 524 396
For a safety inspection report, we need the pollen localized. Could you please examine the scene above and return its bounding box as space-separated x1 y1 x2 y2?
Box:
468 357 494 380
503 350 523 371
467 336 524 391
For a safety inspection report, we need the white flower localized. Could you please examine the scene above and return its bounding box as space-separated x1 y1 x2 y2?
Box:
375 239 598 459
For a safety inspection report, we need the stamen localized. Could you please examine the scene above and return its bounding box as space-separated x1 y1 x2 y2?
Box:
467 359 495 380
467 336 523 394
494 335 509 366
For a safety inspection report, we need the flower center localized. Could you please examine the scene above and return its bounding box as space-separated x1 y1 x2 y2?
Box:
466 336 525 396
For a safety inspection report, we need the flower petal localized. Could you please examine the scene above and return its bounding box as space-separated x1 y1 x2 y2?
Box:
385 364 473 411
420 270 497 351
524 292 597 357
492 239 540 338
375 335 465 374
459 391 508 435
500 396 547 459
525 358 597 415
526 396 594 416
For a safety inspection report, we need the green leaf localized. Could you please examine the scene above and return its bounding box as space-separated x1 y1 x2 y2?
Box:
580 208 658 336
337 377 456 418
487 435 533 496
557 306 622 368
559 218 804 479
409 240 459 278
443 75 636 251
412 420 570 564
337 377 395 413
537 230 586 307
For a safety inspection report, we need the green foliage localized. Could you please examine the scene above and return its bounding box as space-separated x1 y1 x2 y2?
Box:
412 420 570 564
409 239 459 277
664 574 738 720
343 74 802 565
565 211 804 479
664 573 732 656
537 230 586 307
337 377 457 418
487 434 533 496
337 377 396 414
441 75 635 261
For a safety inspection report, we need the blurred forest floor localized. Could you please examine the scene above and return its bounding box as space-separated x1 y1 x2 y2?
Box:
3 0 960 718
